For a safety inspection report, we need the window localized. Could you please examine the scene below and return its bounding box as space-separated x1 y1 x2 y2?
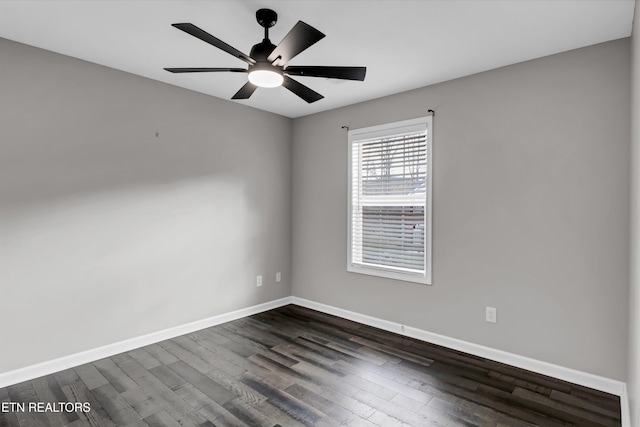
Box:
348 116 432 284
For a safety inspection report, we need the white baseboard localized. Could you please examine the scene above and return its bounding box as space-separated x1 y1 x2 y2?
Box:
291 296 631 427
0 296 293 389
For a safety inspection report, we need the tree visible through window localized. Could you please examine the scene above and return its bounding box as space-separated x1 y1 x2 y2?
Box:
348 116 432 284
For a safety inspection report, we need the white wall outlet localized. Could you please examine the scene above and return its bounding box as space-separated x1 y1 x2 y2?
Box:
256 275 262 287
276 272 281 282
486 306 497 323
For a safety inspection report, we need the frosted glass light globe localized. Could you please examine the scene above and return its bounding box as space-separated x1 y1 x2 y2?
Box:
248 69 283 88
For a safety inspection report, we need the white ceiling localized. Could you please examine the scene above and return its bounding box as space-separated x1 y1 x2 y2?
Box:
0 0 635 118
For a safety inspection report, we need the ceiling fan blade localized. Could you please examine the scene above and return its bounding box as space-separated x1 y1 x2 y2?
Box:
267 21 325 66
172 23 256 65
231 81 258 99
284 66 366 81
282 76 324 103
164 67 246 73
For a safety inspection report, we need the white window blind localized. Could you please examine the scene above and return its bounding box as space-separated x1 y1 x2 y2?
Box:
348 116 432 284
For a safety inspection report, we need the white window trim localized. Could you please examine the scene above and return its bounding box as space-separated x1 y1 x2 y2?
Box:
347 116 433 285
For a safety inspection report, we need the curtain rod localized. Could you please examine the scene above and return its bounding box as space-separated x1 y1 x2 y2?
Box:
341 109 435 130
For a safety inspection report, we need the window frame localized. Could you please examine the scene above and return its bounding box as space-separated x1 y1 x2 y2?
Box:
347 116 433 285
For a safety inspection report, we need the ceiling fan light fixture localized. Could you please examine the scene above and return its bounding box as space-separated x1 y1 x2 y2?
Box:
165 10 365 103
248 68 283 88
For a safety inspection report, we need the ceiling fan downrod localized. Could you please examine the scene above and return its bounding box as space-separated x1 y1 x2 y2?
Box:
256 8 278 41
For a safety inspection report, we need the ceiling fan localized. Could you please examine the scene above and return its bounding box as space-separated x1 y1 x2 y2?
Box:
164 8 366 103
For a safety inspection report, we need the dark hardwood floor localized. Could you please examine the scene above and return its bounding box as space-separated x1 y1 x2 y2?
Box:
0 305 621 426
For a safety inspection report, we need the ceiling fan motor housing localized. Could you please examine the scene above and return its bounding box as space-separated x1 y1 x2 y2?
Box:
250 39 277 63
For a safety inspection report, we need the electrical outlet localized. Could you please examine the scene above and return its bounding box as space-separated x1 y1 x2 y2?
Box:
257 275 262 287
276 272 281 282
486 306 497 323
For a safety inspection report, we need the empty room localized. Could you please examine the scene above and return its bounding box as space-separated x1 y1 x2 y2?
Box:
1 0 640 426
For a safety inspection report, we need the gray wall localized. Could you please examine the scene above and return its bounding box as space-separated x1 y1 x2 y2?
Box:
0 38 292 373
292 39 630 381
629 0 639 424
0 32 632 387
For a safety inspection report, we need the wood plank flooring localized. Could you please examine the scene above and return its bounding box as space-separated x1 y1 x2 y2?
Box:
0 305 622 426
